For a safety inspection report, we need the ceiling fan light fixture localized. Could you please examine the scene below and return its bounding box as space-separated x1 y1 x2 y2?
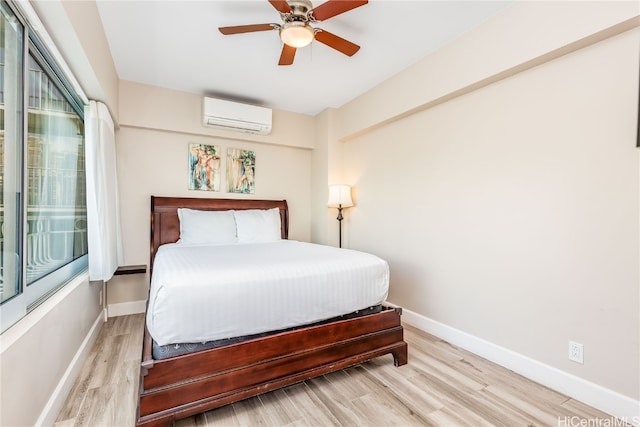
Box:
280 22 314 48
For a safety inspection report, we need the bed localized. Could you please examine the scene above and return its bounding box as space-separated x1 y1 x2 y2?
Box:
136 196 408 427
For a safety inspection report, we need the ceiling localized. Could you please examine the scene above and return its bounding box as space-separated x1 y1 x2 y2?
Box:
96 0 511 116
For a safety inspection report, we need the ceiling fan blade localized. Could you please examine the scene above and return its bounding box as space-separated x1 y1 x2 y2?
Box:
314 29 360 56
268 0 292 14
278 44 296 66
311 0 367 21
219 24 276 35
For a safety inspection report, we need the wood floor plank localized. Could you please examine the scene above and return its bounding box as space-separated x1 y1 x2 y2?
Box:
403 325 465 364
406 372 508 426
54 350 96 422
349 392 428 427
452 345 571 407
202 404 240 427
283 383 341 426
322 366 374 400
350 364 434 426
74 382 132 427
257 388 303 426
305 374 369 426
561 397 621 421
54 315 623 427
491 383 562 422
230 394 272 426
54 314 145 427
52 419 75 427
361 359 445 416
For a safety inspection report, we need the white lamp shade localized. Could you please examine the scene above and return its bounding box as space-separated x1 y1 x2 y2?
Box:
328 184 353 207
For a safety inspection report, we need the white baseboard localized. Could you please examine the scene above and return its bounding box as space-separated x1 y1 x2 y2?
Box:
35 308 106 426
400 307 640 426
107 299 147 317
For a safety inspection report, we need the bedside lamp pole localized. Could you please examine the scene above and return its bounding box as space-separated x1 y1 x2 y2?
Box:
328 184 353 248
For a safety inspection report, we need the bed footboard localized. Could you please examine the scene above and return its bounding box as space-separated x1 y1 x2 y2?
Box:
136 305 407 427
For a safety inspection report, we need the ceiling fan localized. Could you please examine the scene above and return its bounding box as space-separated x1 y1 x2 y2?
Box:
218 0 368 66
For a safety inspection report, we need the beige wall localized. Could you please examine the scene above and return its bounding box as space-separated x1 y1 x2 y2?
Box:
17 0 640 423
311 107 347 247
336 1 640 141
333 1 639 406
116 81 314 267
0 1 116 425
0 275 103 426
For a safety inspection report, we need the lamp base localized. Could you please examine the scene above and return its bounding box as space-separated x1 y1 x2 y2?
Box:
336 205 343 248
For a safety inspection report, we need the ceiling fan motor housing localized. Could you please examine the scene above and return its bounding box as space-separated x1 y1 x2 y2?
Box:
285 0 314 22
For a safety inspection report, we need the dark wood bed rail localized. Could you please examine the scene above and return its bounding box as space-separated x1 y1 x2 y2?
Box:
138 305 407 427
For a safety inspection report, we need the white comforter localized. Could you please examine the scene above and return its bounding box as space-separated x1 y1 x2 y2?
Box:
146 240 389 346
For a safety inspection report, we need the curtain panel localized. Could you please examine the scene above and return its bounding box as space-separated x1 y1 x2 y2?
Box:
85 100 123 282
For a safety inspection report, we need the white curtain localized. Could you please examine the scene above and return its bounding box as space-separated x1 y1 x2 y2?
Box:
85 100 123 282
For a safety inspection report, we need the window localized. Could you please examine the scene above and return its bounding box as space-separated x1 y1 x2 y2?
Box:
0 0 87 332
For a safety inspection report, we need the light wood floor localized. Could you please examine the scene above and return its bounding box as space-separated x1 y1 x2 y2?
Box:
54 314 620 427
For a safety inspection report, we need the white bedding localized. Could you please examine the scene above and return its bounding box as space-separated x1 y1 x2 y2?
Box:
146 240 389 346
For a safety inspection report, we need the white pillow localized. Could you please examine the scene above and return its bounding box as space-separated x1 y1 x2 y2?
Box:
177 208 238 245
234 208 282 243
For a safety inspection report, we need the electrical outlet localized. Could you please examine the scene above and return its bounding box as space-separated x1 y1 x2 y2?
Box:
99 290 103 306
569 341 584 364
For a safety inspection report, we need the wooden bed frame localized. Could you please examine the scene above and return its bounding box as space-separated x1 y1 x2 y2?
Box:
136 196 408 427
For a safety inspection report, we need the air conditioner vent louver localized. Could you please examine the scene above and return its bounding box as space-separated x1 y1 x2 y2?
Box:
203 97 272 135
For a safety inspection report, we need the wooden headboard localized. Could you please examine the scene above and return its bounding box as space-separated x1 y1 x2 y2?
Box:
150 196 289 275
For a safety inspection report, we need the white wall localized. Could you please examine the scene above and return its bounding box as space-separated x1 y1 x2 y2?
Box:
330 1 639 420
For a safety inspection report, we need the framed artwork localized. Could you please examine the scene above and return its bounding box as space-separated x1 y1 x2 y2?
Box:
188 143 221 191
227 148 255 194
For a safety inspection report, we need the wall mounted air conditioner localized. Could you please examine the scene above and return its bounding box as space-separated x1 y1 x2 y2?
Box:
203 97 272 135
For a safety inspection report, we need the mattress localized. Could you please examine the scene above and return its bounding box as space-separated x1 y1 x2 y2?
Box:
146 240 390 346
